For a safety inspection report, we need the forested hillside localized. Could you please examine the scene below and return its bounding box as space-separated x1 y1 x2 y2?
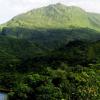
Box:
0 3 100 100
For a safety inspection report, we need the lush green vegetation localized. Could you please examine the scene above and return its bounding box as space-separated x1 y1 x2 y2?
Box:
0 39 100 100
8 66 100 100
0 3 100 100
1 27 100 49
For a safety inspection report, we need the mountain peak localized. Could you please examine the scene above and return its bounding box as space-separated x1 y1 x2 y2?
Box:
2 3 100 31
54 3 65 6
48 3 67 8
46 3 85 13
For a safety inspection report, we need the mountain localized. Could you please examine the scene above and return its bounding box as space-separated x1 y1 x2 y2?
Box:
1 3 100 30
1 3 100 100
0 3 100 49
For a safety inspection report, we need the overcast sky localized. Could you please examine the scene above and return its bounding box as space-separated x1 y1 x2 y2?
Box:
0 0 100 24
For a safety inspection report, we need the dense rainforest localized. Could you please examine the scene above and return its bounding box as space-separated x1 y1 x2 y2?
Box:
0 3 100 100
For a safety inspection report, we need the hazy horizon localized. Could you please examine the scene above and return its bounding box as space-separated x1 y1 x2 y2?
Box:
1 0 100 24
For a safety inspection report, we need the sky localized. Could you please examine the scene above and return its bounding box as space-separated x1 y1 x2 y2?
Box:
0 0 100 24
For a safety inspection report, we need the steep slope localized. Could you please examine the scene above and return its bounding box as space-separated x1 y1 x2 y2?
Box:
1 28 100 49
1 3 100 56
1 3 100 49
88 13 100 29
1 3 100 30
1 3 92 29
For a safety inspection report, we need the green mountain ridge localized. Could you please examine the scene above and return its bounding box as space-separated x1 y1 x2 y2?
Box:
1 3 100 49
1 3 100 66
1 3 100 30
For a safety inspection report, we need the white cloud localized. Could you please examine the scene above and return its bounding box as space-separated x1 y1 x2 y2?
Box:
0 0 100 24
